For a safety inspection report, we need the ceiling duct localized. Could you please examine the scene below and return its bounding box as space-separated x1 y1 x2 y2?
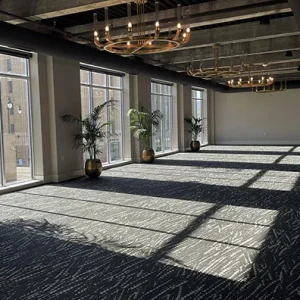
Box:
0 21 227 92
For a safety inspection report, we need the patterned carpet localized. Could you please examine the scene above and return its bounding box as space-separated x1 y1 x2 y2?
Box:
1 145 300 300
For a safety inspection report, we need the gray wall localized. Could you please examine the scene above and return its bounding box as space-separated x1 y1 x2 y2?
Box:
215 89 300 144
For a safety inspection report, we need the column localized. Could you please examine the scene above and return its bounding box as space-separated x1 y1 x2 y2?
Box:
30 54 84 183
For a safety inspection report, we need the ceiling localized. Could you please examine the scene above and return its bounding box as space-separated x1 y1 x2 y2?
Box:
1 0 300 88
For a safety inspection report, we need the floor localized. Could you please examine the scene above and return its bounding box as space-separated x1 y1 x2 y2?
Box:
0 145 300 300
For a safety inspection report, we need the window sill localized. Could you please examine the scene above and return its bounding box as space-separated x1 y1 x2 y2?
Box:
155 150 179 158
102 159 132 170
0 180 43 195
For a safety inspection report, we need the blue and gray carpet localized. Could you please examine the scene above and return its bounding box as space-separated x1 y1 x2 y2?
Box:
0 146 300 299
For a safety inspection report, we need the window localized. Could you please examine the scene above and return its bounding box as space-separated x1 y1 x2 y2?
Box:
151 81 173 153
0 53 32 186
6 58 12 72
7 80 12 93
192 89 203 119
192 88 206 144
80 68 124 165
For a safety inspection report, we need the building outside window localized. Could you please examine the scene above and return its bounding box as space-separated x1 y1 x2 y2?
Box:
151 81 173 153
0 53 32 186
80 68 124 165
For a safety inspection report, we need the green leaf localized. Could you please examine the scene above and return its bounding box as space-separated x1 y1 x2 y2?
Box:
61 100 118 158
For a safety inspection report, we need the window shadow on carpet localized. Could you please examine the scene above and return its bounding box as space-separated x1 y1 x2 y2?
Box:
1 216 299 300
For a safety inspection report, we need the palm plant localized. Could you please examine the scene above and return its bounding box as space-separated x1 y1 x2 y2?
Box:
128 107 163 148
61 100 115 159
184 117 204 141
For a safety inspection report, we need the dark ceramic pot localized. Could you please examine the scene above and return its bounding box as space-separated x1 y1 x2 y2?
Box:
142 148 155 163
190 141 200 152
85 158 102 178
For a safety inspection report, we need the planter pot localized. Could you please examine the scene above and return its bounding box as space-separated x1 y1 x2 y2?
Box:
85 158 102 178
190 141 200 152
142 148 155 163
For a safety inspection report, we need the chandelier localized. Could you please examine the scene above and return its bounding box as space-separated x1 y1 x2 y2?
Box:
187 44 238 78
254 79 287 93
93 1 191 55
228 64 274 88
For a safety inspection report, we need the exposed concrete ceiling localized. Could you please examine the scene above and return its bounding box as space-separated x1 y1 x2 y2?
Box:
1 0 300 87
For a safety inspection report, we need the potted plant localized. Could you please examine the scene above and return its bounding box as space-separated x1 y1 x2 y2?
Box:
184 116 204 152
61 100 115 178
128 107 163 163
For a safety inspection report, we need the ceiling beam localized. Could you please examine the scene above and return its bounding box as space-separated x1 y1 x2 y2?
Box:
66 0 287 35
135 16 300 59
0 0 133 25
174 54 300 70
226 62 300 77
288 0 300 28
150 36 300 66
179 63 300 78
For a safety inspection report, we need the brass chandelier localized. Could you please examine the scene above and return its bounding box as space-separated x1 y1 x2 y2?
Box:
93 1 191 55
187 44 238 78
228 64 274 88
254 79 287 93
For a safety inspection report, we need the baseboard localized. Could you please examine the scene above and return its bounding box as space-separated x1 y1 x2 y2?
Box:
51 169 85 183
215 141 300 145
155 150 179 158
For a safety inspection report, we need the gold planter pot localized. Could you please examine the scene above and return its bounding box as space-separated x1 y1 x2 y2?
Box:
190 141 200 152
142 148 155 163
85 158 102 178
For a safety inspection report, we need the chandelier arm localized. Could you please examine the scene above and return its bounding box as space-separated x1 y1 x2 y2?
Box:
154 28 160 39
182 32 191 44
173 27 182 41
106 32 111 42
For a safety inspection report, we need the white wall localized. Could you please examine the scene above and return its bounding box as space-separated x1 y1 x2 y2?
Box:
215 89 300 144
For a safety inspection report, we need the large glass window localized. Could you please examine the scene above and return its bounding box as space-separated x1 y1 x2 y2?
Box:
80 68 123 165
151 81 173 153
192 89 203 119
0 53 32 186
192 88 204 143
